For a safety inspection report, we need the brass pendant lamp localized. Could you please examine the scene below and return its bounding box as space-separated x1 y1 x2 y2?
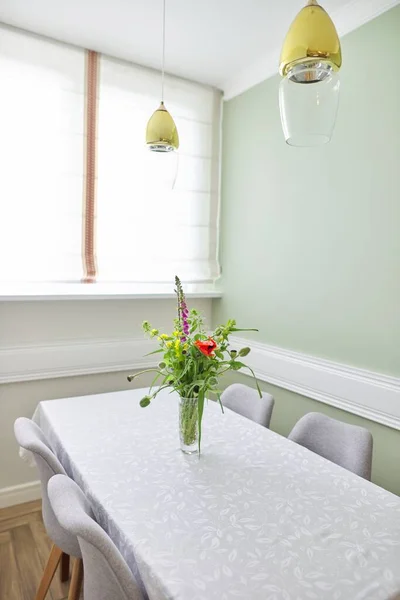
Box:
145 0 179 153
279 0 342 147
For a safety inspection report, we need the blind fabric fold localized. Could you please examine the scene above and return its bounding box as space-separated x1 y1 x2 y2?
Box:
0 26 85 283
0 26 221 287
96 57 221 284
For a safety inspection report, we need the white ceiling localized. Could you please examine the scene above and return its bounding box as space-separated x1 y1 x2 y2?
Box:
0 0 398 98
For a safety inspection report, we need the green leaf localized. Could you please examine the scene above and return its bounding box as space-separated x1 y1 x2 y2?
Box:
139 396 151 407
245 366 262 398
144 348 165 356
238 347 251 357
230 361 244 371
197 389 205 454
230 328 259 332
149 370 163 391
158 362 166 369
177 355 193 380
231 362 262 398
216 392 224 414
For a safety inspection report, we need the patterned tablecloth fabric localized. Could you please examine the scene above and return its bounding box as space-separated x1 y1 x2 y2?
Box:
33 388 400 600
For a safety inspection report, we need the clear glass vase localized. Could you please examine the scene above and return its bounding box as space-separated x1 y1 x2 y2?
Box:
179 396 199 454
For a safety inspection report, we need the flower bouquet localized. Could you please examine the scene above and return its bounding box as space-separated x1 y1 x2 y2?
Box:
128 276 261 453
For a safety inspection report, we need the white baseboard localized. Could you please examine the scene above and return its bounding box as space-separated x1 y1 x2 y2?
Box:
230 336 400 431
0 481 41 509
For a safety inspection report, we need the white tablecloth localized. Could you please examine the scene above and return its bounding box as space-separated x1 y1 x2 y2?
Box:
33 388 400 600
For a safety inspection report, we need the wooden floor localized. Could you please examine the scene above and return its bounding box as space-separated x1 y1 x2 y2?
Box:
0 500 71 600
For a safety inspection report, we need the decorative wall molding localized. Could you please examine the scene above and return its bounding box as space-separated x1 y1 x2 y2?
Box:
1 335 399 430
1 339 398 506
230 336 400 431
222 0 400 100
0 480 41 509
0 338 157 384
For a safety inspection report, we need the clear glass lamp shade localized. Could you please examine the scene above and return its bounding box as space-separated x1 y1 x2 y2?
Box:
144 146 179 191
279 64 340 147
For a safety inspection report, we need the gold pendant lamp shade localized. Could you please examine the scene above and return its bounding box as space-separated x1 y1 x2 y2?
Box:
280 0 342 77
279 0 342 147
146 0 179 154
146 101 179 152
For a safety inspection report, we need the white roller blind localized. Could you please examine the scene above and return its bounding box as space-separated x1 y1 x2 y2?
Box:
96 56 221 284
0 26 85 283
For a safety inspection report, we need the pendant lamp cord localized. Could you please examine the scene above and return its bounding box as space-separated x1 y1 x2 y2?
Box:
161 0 166 102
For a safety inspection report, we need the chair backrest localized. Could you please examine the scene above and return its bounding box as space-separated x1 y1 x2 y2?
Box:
288 412 373 480
48 475 144 600
221 383 275 428
14 417 81 557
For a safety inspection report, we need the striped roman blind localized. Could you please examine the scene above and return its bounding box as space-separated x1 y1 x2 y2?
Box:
0 25 221 286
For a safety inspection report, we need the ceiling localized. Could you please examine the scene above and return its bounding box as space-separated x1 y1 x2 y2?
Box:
0 0 398 98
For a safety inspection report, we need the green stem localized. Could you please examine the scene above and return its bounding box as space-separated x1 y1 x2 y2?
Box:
127 369 161 382
179 398 198 447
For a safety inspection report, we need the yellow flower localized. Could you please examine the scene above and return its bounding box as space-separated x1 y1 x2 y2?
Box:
150 328 159 338
159 334 170 340
166 341 173 348
173 330 183 338
183 343 189 351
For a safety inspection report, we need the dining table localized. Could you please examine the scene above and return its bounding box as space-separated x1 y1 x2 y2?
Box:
30 387 400 600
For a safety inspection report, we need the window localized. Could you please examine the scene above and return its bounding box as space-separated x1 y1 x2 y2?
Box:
0 26 85 283
0 25 221 289
97 57 221 284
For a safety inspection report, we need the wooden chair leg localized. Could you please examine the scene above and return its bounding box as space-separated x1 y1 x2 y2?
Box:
68 558 83 600
35 544 63 600
60 552 70 582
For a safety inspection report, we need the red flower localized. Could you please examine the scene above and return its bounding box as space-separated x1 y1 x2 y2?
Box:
195 338 217 357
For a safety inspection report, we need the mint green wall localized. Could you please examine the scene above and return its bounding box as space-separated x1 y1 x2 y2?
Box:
214 8 400 494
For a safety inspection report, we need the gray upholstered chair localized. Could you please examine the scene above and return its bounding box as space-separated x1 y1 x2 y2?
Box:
288 412 373 480
48 474 144 600
14 417 83 600
221 383 275 428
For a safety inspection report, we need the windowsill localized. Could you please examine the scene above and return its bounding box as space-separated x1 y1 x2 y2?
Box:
0 283 223 301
